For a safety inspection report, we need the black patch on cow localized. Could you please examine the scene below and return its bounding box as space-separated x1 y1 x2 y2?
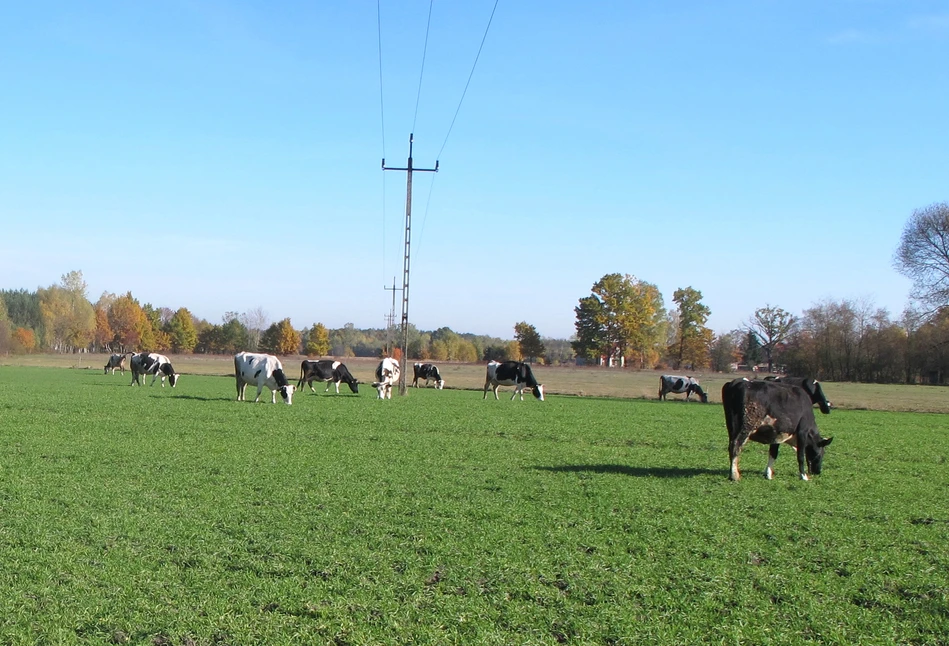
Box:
272 368 289 388
254 369 262 379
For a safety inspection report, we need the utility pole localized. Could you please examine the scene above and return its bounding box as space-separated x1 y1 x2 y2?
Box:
382 133 438 395
383 276 401 356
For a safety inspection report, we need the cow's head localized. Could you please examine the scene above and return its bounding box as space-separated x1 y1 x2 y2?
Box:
533 384 545 401
159 363 179 387
279 383 296 405
346 378 359 394
805 436 833 475
435 379 445 390
690 384 709 403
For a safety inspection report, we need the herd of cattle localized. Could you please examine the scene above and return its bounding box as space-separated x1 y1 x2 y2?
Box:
105 352 833 481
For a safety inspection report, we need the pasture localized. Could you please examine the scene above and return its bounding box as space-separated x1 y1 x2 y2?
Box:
0 365 946 644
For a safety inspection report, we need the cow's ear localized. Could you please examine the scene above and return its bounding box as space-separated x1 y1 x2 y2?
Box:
820 437 833 447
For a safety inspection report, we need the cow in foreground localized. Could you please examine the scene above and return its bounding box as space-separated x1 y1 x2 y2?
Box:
234 352 295 404
483 361 545 401
130 353 179 387
412 363 445 389
722 378 832 481
764 376 832 414
658 375 708 403
297 359 359 394
373 357 400 399
104 352 132 375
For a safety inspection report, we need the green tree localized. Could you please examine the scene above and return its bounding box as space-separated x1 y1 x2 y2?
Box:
572 295 609 362
305 323 330 356
669 287 713 369
748 305 796 373
167 308 198 353
514 322 546 363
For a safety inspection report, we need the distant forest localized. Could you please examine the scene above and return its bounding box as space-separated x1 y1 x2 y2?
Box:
3 267 949 385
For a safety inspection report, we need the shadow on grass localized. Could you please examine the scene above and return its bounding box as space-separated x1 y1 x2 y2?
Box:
534 464 726 478
166 394 233 402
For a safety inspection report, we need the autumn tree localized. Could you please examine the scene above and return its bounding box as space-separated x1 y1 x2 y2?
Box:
668 287 713 369
304 323 331 356
260 318 300 355
38 272 95 352
166 308 198 353
747 305 796 373
108 293 149 351
573 273 666 368
514 321 546 364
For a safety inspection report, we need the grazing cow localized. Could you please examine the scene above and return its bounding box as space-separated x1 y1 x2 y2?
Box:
234 352 295 404
658 375 708 403
297 359 359 394
373 357 400 399
104 352 132 375
763 376 832 414
129 353 179 387
722 378 833 481
412 363 445 389
483 360 545 401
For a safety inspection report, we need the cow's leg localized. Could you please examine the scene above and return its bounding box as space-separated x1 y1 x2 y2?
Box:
334 381 341 394
491 384 500 400
765 444 779 480
254 385 264 403
728 434 749 481
795 441 809 480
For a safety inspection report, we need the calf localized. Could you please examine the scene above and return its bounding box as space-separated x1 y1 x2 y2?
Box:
104 352 132 375
483 360 544 401
298 359 359 394
412 362 445 389
722 378 832 481
658 375 708 403
373 357 400 399
130 352 179 387
234 352 295 404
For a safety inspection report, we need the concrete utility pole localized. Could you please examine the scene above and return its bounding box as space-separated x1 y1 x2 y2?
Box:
382 133 438 395
383 277 401 357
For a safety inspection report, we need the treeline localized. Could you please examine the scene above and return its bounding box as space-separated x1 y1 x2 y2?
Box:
5 270 949 384
0 271 558 365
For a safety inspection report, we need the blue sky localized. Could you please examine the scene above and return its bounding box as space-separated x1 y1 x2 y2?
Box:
2 1 947 340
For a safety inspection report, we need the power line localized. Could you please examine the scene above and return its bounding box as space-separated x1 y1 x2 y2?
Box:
412 0 435 135
437 0 499 160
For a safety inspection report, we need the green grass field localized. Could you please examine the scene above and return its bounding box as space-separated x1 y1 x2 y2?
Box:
0 365 947 644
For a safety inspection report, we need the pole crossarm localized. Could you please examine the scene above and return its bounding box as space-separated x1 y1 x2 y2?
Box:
382 133 438 395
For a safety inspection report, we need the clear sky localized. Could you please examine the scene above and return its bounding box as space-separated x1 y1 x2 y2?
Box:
2 1 947 339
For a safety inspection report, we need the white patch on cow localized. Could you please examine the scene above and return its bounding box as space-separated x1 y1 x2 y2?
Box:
235 352 293 404
332 361 341 370
373 357 400 399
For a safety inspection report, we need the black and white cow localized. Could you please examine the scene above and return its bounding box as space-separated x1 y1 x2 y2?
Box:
297 359 359 394
412 363 445 389
234 352 295 404
658 375 708 403
483 360 545 401
722 378 833 481
763 376 832 414
373 357 400 399
130 352 179 387
104 352 132 375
